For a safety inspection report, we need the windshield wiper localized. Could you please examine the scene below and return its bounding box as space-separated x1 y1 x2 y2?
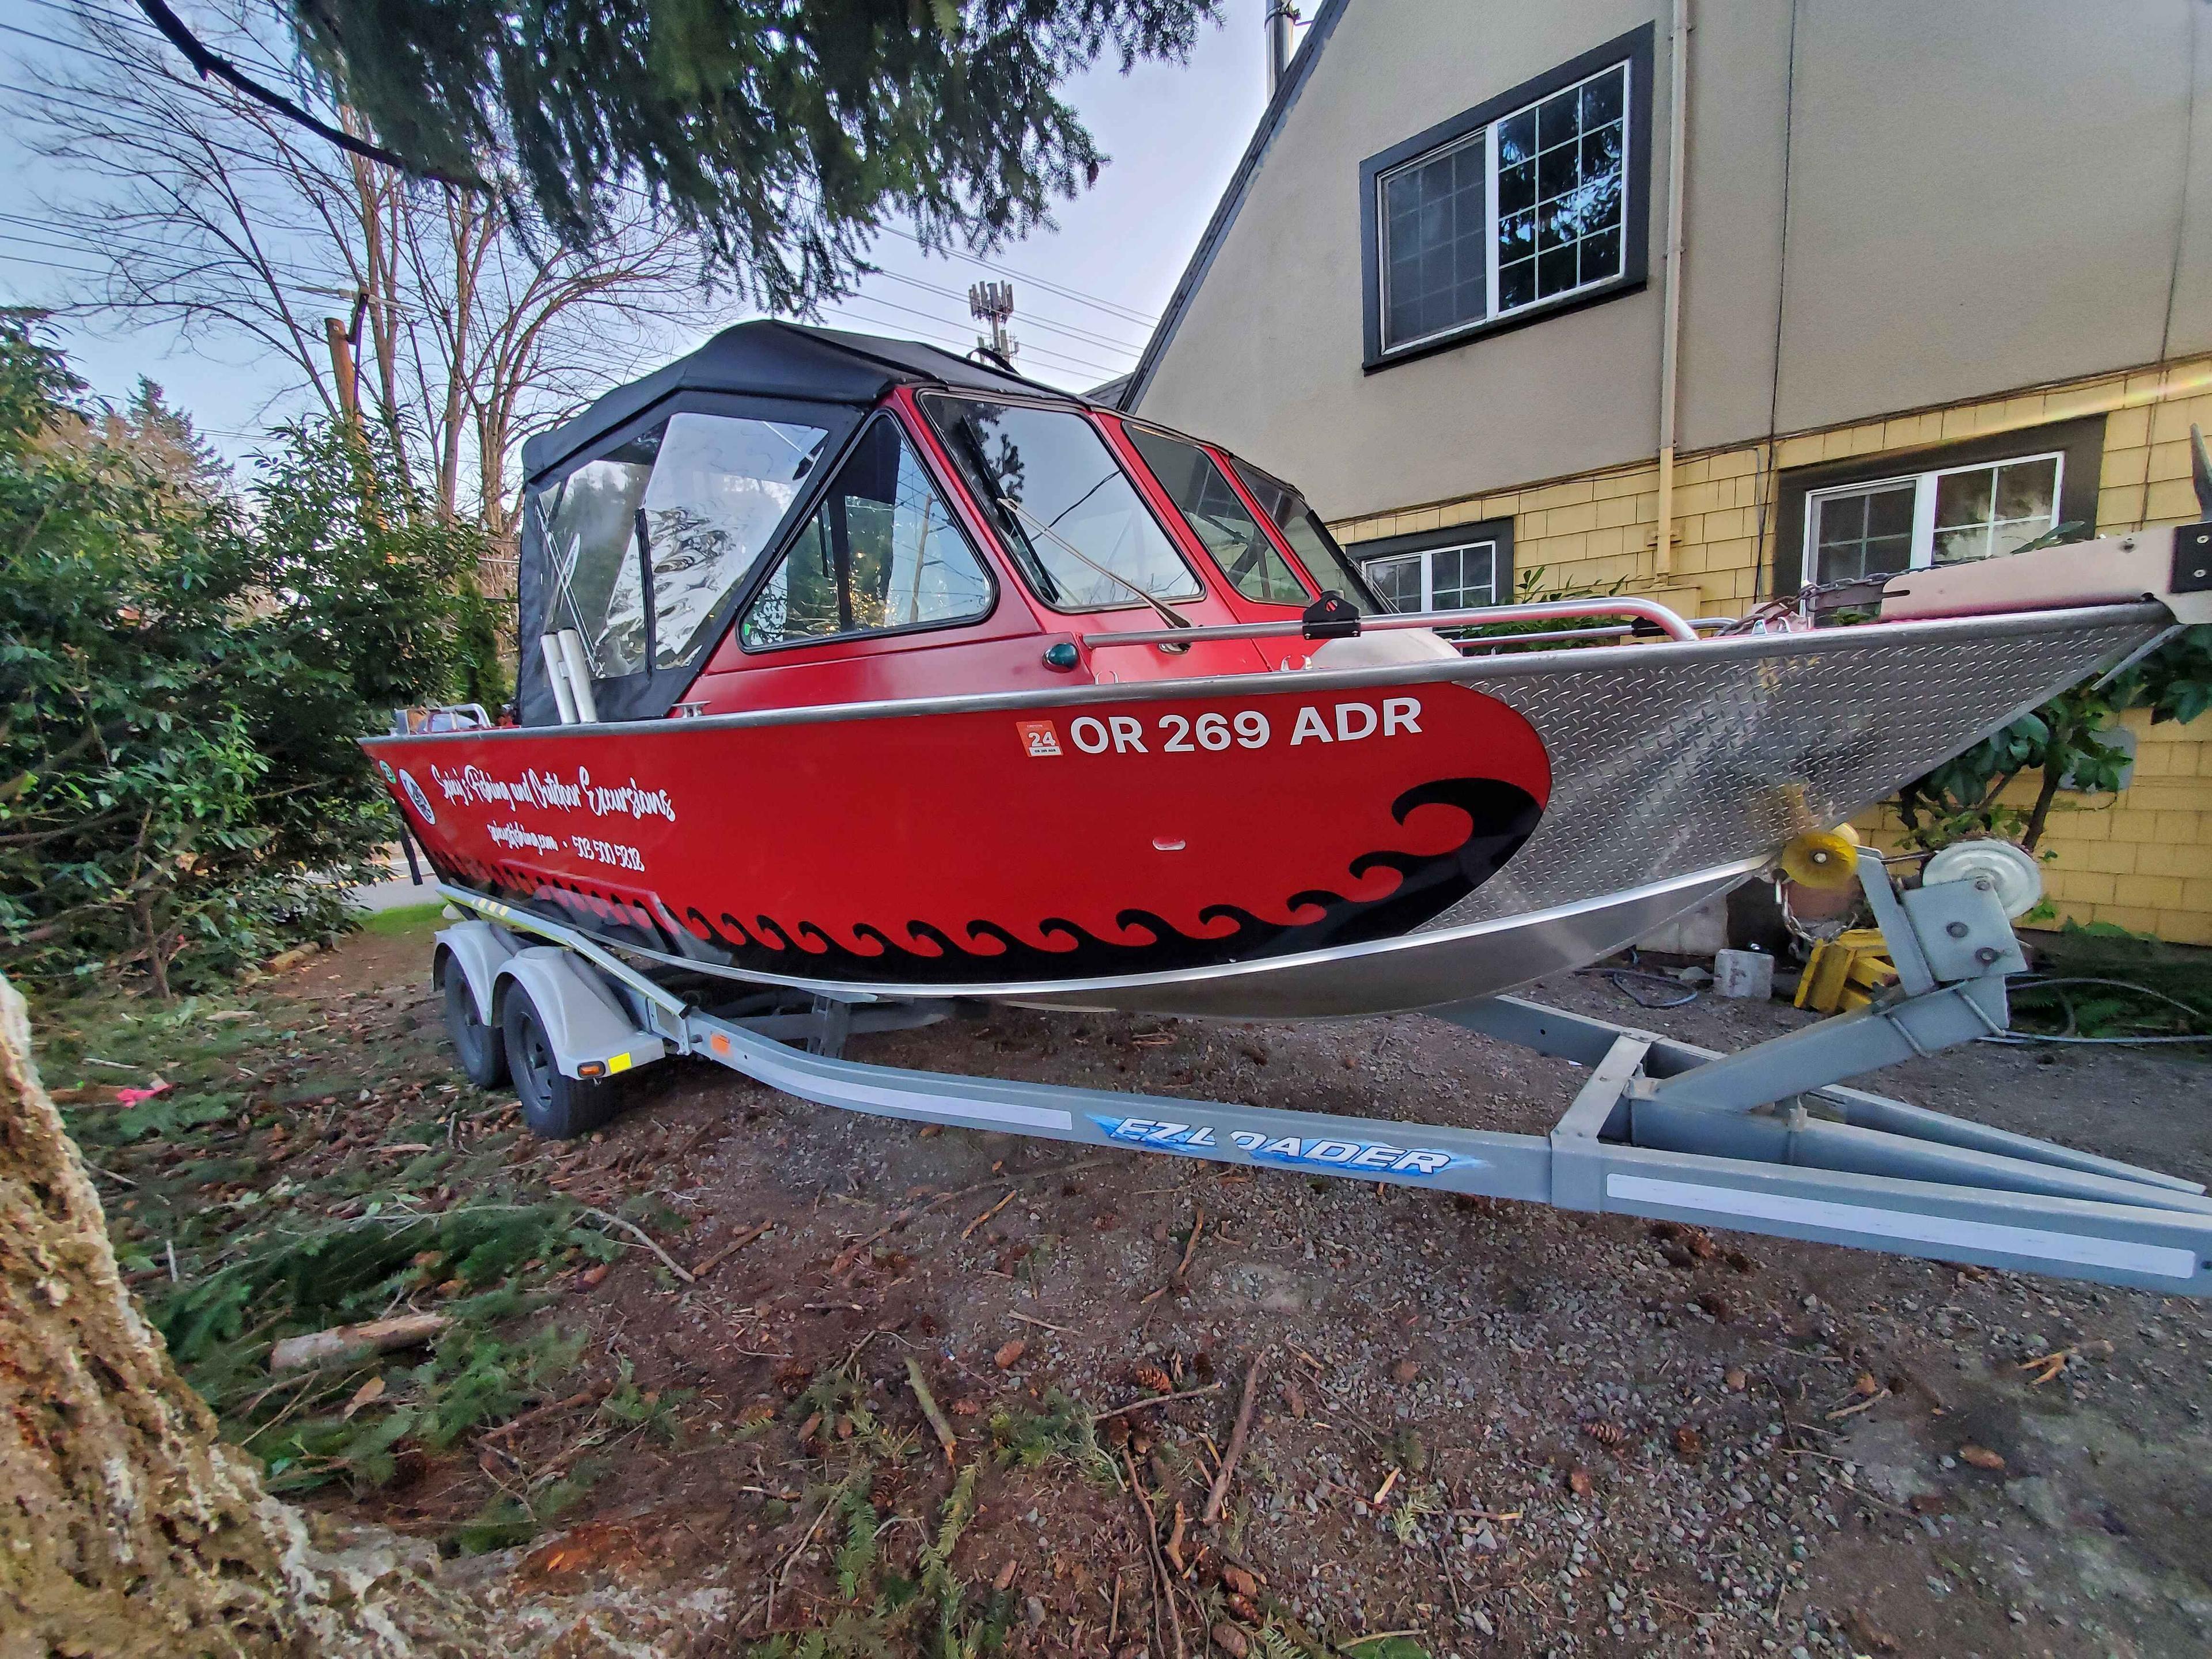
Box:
996 495 1196 637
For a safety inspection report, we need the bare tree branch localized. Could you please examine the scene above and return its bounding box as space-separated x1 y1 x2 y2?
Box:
12 1 707 538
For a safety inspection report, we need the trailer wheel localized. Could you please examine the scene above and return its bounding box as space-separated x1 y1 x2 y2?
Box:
501 983 620 1139
439 956 509 1088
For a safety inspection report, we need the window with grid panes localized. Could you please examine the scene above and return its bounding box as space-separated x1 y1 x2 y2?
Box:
1805 453 2062 592
1360 540 1500 612
1378 60 1629 352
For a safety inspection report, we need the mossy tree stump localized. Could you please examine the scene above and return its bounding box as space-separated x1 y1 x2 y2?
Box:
0 976 310 1654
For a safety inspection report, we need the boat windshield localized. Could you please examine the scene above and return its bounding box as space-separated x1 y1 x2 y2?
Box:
1124 426 1310 606
1229 461 1382 615
922 395 1204 611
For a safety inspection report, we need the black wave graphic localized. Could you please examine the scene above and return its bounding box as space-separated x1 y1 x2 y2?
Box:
430 775 1541 987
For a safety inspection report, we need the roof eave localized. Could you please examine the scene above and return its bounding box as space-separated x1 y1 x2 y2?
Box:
1113 0 1354 412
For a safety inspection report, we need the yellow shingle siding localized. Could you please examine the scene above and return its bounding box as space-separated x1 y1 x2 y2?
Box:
1852 713 2212 946
1334 356 2212 943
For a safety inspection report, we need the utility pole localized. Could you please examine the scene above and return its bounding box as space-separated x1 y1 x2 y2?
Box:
969 281 1017 364
323 315 362 441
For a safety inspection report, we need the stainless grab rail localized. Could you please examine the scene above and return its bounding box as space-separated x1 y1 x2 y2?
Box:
1080 596 1703 649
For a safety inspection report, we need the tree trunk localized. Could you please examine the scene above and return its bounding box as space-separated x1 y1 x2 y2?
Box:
0 977 495 1655
0 976 309 1650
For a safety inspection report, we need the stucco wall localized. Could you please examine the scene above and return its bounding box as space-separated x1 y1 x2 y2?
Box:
1132 0 2211 520
1134 0 1671 518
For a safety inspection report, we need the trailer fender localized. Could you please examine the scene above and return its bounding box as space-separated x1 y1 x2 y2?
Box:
433 921 522 1025
493 946 666 1080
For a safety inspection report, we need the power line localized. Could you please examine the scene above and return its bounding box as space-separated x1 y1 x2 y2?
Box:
806 297 1095 388
872 222 1159 328
0 211 1097 374
0 18 92 56
0 211 389 296
0 252 115 279
21 0 299 82
9 17 1168 341
872 266 1143 357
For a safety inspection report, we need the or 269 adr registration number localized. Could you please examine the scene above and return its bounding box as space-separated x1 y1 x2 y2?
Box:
1024 696 1424 757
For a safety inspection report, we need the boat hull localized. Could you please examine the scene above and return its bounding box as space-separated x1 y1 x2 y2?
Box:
366 604 2166 1018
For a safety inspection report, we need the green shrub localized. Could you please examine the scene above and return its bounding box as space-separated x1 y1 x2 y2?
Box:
0 312 499 993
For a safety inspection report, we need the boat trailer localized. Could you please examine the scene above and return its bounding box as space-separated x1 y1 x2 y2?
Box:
427 849 2212 1299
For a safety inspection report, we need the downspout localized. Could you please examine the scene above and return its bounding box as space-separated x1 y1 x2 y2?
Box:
1267 3 1298 94
1653 0 1692 581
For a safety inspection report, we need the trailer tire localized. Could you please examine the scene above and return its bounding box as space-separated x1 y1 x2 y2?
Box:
501 982 621 1139
438 953 509 1088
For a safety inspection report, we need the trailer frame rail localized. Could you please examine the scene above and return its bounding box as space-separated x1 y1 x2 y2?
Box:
425 855 2212 1298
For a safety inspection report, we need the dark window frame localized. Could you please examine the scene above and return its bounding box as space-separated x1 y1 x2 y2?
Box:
1771 414 2108 598
734 410 1001 655
1344 516 1517 610
1359 24 1654 373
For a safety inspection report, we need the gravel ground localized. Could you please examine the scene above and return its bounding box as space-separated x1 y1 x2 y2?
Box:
289 929 2212 1657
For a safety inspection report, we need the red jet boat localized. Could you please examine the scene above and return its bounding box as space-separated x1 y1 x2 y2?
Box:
365 324 2193 1018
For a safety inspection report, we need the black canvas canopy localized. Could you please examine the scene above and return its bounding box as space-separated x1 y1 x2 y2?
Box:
514 323 1076 728
521 320 1060 482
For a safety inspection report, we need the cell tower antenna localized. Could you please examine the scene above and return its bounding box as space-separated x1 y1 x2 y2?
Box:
969 281 1017 364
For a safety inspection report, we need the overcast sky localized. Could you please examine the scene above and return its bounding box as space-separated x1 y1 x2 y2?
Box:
0 0 1291 467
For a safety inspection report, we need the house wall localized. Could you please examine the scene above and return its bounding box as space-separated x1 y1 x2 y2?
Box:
1128 0 2212 943
1134 0 1674 518
1328 357 2212 945
1131 0 2211 523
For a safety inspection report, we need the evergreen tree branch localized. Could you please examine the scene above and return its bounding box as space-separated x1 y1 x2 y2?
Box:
131 0 471 185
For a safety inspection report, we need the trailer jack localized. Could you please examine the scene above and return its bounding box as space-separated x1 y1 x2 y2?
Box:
429 851 2212 1297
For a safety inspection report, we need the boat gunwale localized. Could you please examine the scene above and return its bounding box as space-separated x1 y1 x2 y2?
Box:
363 601 2170 748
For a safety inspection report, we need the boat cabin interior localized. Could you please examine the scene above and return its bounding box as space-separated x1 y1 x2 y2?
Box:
514 321 1384 727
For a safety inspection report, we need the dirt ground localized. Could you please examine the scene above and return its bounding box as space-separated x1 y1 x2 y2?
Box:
57 916 2212 1657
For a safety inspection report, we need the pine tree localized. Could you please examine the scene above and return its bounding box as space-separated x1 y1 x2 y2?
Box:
109 378 231 496
253 1 1222 307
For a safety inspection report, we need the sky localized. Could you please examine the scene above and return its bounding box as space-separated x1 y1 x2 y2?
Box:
0 0 1295 469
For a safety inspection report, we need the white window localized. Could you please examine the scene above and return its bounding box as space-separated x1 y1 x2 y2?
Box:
1378 60 1630 353
1804 452 2063 590
1361 540 1500 612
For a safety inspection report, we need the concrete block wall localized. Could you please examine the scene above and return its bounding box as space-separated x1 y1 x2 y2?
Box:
1334 355 2212 944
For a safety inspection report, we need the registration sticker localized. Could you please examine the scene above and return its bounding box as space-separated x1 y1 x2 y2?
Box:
399 769 437 825
1017 719 1062 758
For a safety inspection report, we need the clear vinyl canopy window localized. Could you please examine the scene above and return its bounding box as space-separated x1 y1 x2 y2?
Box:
643 413 828 668
1806 452 2063 590
533 440 656 679
533 410 828 679
1379 59 1629 351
